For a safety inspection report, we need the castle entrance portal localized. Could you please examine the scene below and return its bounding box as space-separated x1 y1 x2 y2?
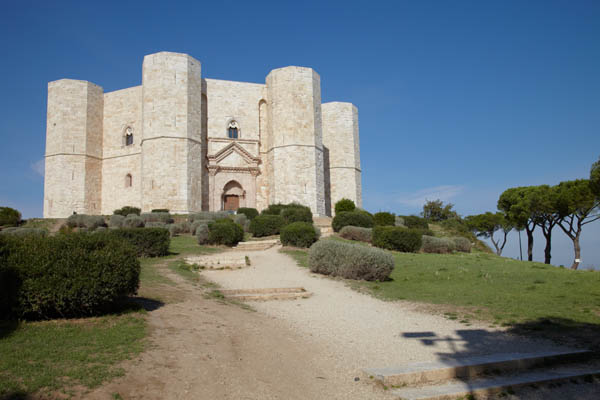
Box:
222 180 244 211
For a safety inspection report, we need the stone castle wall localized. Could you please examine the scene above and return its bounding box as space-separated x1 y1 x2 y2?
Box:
43 52 361 218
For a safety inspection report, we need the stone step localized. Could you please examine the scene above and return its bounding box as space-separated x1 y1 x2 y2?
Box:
390 366 600 400
364 350 591 386
220 287 312 301
185 254 249 270
232 239 279 251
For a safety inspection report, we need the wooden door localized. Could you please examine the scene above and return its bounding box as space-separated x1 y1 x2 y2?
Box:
224 195 239 211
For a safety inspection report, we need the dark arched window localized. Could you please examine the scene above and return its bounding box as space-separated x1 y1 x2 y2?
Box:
125 174 132 188
125 126 134 146
228 121 239 139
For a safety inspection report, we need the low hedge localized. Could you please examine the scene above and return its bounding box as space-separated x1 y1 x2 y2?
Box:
0 207 21 226
66 214 106 231
207 219 244 246
104 228 170 257
108 214 125 228
123 215 145 228
249 214 285 237
0 232 140 320
373 212 395 226
332 211 374 232
113 206 141 216
196 223 209 244
372 226 422 253
234 214 250 232
141 212 173 224
308 240 394 281
237 207 258 220
339 226 372 243
0 227 47 236
189 211 230 223
280 222 318 248
151 209 169 213
421 235 455 254
334 198 356 214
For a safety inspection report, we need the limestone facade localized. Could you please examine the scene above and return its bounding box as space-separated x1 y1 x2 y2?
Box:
43 51 362 218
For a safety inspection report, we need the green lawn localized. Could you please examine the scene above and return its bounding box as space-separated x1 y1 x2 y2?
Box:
0 314 146 399
282 238 600 347
0 234 220 399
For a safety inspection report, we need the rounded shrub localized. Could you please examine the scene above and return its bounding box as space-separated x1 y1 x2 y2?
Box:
308 239 394 281
195 223 209 244
189 211 230 223
332 211 374 232
208 220 244 246
334 198 356 214
372 226 422 253
0 207 21 227
237 207 259 220
451 236 472 253
123 215 145 228
373 212 395 226
261 203 287 216
249 214 285 237
113 206 141 216
104 227 170 257
234 213 250 232
0 232 140 320
421 235 455 254
281 206 313 225
145 221 166 228
395 215 405 227
280 222 318 248
108 214 125 228
339 226 372 243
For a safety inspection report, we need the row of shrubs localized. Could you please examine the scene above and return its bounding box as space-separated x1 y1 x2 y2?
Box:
0 231 142 320
339 224 472 253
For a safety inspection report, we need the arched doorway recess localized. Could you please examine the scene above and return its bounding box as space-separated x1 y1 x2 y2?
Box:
222 180 244 211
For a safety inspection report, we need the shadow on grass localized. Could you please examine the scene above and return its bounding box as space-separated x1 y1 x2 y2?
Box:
127 296 164 312
0 391 31 400
0 320 19 340
507 317 600 352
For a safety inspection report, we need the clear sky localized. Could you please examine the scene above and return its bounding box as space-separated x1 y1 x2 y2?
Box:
1 0 598 268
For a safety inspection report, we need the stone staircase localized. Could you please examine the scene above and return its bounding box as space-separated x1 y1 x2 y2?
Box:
219 287 312 301
363 350 600 399
313 216 333 237
232 239 279 251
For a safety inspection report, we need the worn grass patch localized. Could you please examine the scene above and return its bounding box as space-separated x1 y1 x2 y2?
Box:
168 234 221 256
0 314 146 398
280 248 309 268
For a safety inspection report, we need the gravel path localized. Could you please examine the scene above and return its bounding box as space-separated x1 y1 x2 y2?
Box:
202 245 572 374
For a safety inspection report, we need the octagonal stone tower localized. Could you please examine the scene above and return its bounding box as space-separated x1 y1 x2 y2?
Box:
266 66 326 216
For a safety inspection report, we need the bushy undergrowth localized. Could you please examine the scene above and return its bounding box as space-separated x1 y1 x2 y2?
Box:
66 214 106 231
334 198 356 214
0 227 47 236
145 221 166 228
372 226 422 253
103 228 170 257
250 214 285 237
280 222 318 248
308 240 394 281
108 214 125 228
339 226 372 243
233 213 250 232
113 206 141 216
207 219 244 246
332 211 374 232
421 235 455 254
0 233 140 319
237 207 258 220
401 215 429 230
373 212 395 226
0 206 21 226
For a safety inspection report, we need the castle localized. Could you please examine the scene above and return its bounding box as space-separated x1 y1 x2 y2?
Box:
43 51 362 218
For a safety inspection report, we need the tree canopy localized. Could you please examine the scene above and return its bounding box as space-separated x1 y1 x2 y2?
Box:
465 212 513 256
421 199 458 222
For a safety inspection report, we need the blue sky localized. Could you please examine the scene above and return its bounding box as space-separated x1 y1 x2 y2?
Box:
1 0 598 267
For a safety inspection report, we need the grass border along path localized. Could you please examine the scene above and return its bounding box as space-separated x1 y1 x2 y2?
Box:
282 237 600 349
0 235 220 399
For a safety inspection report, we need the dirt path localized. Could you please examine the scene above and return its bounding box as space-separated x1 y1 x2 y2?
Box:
86 260 388 400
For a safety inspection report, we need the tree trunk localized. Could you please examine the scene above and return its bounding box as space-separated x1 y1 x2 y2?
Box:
571 235 581 270
526 226 534 262
542 228 551 265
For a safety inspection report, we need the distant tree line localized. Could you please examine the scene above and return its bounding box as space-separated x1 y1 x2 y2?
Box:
419 157 600 269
